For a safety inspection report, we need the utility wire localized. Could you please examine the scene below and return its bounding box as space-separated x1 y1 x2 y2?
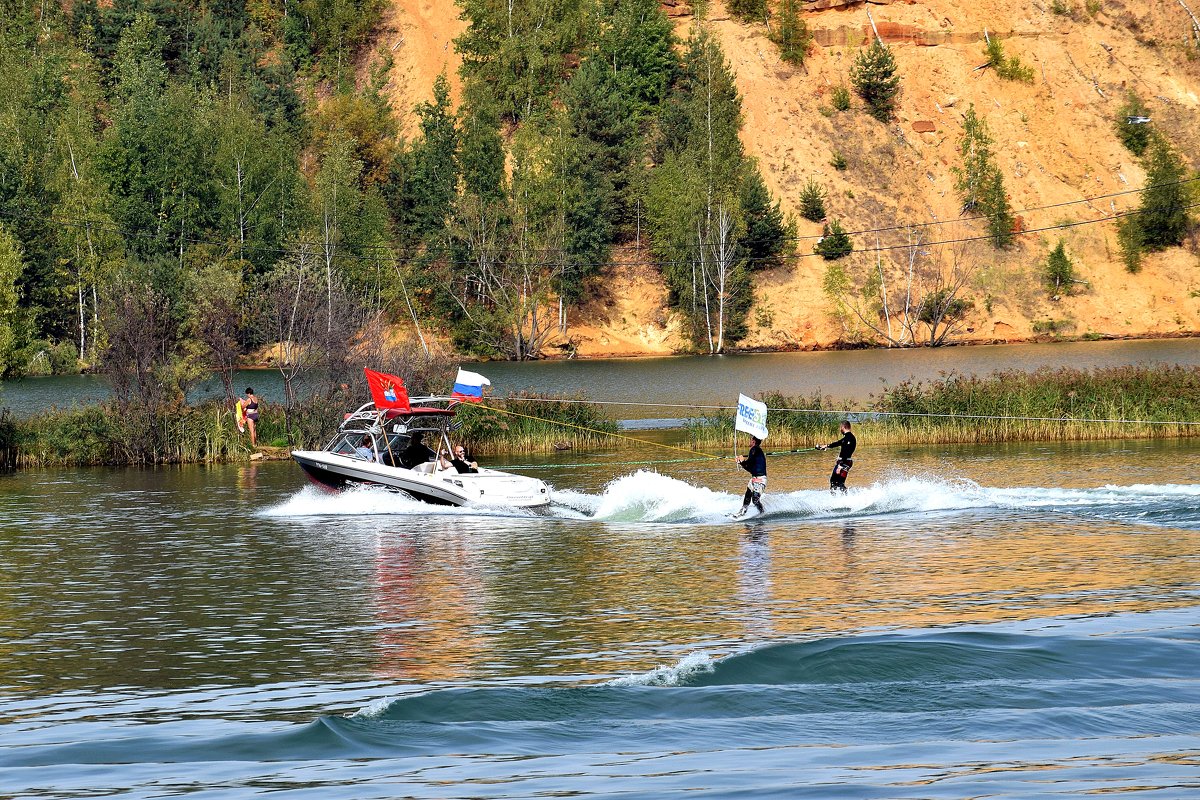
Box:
1 177 1196 267
488 395 1200 427
2 197 1195 271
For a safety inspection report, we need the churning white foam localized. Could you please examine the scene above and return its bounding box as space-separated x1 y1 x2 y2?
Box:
605 651 716 687
263 471 1200 526
550 471 1200 525
262 484 536 519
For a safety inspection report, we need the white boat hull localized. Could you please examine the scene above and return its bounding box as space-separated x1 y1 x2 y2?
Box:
291 450 552 511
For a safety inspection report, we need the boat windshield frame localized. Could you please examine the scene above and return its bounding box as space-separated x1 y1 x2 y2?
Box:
322 396 465 462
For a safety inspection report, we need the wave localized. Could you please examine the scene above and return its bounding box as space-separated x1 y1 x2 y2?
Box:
7 610 1198 799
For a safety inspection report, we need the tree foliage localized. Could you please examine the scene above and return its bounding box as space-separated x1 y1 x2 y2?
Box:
770 0 811 66
0 0 790 376
952 105 1014 249
1044 239 1076 293
814 220 852 260
798 179 827 222
1115 91 1152 156
850 39 900 122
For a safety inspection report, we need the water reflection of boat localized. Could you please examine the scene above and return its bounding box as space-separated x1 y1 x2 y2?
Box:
291 397 552 511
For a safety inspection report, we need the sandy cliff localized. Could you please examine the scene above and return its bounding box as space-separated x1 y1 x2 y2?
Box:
373 0 1200 357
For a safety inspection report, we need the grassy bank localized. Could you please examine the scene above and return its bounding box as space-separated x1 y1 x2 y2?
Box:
456 393 619 455
687 366 1200 448
5 392 620 468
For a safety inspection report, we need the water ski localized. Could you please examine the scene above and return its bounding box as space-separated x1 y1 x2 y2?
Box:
729 506 763 520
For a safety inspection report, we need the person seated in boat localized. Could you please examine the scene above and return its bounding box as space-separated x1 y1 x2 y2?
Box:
398 432 437 469
439 444 479 474
353 434 376 462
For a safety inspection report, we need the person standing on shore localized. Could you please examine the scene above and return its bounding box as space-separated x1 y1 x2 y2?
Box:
734 435 767 518
817 421 856 492
242 387 260 448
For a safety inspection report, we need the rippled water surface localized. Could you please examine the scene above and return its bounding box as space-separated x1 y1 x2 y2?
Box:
1 438 1198 797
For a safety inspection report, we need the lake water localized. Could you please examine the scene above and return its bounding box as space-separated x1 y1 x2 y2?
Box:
2 437 1199 798
2 337 1199 419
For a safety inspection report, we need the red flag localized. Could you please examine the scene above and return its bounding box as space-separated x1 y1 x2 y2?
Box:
364 368 410 412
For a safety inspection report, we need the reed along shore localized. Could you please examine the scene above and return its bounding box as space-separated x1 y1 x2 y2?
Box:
686 365 1200 448
1 393 618 469
3 366 1198 468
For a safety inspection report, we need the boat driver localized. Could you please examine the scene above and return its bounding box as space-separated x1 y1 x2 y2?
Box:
399 432 437 469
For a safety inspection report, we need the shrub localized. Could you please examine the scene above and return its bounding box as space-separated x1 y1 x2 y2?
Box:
798 179 827 222
831 84 851 111
728 0 767 21
830 151 847 170
850 39 901 122
984 36 1034 83
48 342 81 374
814 219 853 259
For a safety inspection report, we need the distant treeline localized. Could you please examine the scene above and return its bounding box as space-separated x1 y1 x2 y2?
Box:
0 0 789 431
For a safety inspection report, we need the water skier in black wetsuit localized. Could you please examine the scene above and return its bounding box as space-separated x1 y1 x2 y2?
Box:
733 436 767 518
818 421 857 493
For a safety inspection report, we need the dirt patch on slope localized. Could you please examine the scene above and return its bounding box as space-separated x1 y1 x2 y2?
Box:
366 0 465 134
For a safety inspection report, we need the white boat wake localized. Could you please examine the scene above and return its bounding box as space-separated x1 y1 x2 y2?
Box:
264 469 1200 528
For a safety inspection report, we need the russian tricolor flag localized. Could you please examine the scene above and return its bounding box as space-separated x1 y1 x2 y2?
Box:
451 368 491 403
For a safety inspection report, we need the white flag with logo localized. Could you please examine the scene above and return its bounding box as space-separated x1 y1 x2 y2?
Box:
735 393 768 440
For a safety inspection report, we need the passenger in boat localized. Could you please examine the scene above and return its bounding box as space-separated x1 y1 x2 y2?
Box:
398 432 436 469
242 387 260 447
733 435 767 518
354 434 376 462
440 444 479 474
817 421 857 493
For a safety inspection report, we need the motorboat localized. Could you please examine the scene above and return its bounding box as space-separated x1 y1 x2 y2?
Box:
291 397 552 511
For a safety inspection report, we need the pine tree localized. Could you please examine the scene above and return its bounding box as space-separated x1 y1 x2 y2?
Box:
770 0 811 66
1045 239 1075 293
1115 91 1152 156
458 93 506 205
850 39 900 122
1135 135 1191 251
740 167 787 268
980 168 1015 249
798 178 827 222
814 219 852 259
597 0 678 119
952 105 1014 249
394 74 459 244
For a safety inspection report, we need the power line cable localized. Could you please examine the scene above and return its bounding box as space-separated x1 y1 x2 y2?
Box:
1 192 1196 270
487 396 1200 427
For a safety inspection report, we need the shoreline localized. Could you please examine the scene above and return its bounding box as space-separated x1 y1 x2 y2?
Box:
239 331 1200 368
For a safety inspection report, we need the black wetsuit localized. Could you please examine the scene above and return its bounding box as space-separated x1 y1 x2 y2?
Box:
399 441 436 469
739 444 767 513
825 431 857 492
448 456 479 474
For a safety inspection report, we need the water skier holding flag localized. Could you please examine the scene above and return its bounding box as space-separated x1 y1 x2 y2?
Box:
733 394 768 518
